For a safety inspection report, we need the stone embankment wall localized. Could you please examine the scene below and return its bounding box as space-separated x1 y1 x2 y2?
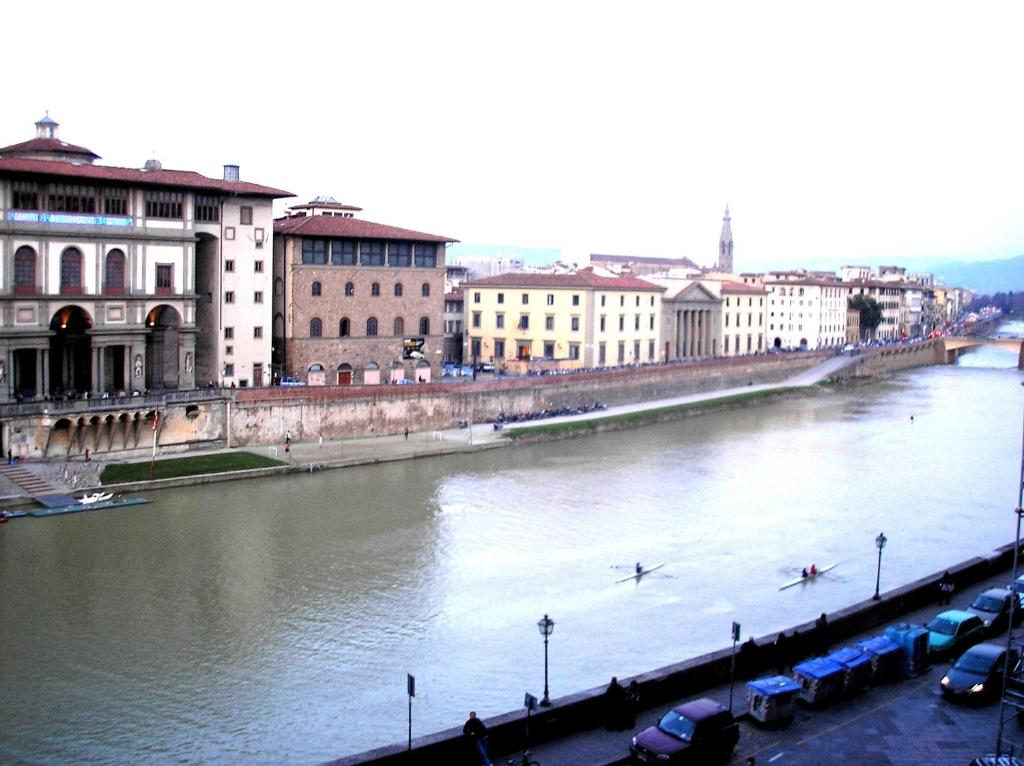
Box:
328 543 1019 766
837 340 944 381
230 352 830 445
0 337 963 456
2 399 227 462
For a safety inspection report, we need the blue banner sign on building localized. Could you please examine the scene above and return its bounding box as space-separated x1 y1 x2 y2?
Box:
6 211 132 227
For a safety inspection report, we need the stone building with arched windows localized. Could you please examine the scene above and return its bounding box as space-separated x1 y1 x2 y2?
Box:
0 115 292 400
272 197 456 385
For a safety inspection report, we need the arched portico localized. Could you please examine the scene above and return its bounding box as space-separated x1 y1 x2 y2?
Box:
145 305 184 390
363 361 381 385
415 359 431 383
389 361 404 383
49 306 93 396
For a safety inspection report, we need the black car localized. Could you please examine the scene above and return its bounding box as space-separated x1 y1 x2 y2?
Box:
630 697 739 763
941 642 1019 703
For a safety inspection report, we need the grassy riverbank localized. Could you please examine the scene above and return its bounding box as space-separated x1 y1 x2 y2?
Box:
505 385 815 441
100 452 284 483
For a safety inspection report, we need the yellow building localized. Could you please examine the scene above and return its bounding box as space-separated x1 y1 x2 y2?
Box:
720 281 767 355
462 269 664 370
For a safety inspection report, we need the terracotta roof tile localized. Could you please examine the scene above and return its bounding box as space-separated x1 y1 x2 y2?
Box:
0 136 100 160
273 214 456 243
0 157 292 198
720 281 767 294
591 253 700 269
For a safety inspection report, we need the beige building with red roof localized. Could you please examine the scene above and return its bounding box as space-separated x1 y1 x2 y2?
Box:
461 269 664 370
0 115 291 402
720 281 767 355
272 199 456 384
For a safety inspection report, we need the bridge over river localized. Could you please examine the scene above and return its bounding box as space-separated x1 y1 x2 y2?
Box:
943 334 1024 368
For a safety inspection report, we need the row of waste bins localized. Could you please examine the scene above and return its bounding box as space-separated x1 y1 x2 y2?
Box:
745 623 930 724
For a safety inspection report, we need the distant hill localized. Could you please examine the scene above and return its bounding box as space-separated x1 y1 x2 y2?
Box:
922 254 1024 295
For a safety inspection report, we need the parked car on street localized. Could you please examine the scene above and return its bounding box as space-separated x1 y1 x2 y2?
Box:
629 697 738 764
940 642 1019 703
926 610 986 658
1011 574 1024 606
967 588 1020 633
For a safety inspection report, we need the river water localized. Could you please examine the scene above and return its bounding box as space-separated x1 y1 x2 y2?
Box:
1 325 1022 764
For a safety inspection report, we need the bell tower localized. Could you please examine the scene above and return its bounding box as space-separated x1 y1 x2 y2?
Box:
718 205 734 272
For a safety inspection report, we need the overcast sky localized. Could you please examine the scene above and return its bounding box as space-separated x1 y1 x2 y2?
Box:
4 1 1021 271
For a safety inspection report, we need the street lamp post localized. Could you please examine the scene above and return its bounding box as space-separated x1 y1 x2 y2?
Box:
537 614 555 706
874 532 888 600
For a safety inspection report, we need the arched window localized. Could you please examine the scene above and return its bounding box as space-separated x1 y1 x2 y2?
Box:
394 282 403 297
311 281 322 297
421 282 430 297
274 313 285 337
366 317 378 337
310 317 322 337
419 316 430 335
345 281 354 296
105 249 125 294
394 317 405 336
61 247 83 294
274 277 284 297
14 246 36 294
339 317 351 337
371 282 380 296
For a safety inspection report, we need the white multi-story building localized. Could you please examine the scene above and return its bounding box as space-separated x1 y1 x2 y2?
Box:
765 278 847 349
0 115 291 399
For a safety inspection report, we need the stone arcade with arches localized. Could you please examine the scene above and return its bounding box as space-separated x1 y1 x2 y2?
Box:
0 114 292 402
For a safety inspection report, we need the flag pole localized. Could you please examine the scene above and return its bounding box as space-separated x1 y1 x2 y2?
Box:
148 408 159 481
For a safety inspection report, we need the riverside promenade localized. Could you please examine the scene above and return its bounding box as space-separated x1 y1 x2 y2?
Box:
487 563 1022 766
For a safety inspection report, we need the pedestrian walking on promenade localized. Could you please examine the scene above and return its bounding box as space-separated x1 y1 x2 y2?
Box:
938 571 954 605
624 680 640 728
604 676 626 730
815 612 830 655
739 635 758 679
774 631 790 674
318 434 323 448
463 711 493 766
404 427 409 441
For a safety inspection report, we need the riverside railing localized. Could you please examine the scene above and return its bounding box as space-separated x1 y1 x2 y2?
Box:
0 387 232 419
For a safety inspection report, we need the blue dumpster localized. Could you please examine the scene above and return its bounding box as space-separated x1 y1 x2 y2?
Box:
792 657 845 706
856 635 902 683
827 647 872 694
746 675 802 724
884 623 930 677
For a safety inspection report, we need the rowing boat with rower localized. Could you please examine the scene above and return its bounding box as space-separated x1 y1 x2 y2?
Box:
616 563 665 583
779 563 838 590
